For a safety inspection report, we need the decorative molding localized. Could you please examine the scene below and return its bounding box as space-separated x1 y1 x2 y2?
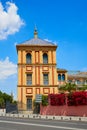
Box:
42 66 49 71
26 66 32 71
18 63 57 66
21 67 23 85
43 88 50 94
21 88 23 103
35 88 40 94
26 51 32 54
17 85 58 87
26 88 33 94
35 51 39 63
52 67 54 85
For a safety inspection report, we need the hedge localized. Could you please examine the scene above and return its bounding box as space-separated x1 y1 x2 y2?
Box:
48 91 87 106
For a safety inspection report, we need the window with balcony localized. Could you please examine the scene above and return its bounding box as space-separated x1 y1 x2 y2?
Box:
43 74 49 85
26 53 32 64
43 53 48 64
26 74 32 85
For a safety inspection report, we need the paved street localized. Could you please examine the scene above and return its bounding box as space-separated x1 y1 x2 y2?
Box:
0 116 87 130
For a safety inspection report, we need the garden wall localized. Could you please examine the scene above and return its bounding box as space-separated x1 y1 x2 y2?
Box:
40 105 87 117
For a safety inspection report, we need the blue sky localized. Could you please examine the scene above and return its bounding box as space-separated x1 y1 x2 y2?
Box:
0 0 87 99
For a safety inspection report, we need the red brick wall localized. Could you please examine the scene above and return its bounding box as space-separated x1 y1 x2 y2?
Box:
40 105 87 116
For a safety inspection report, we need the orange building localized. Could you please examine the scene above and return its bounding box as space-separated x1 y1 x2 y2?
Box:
16 28 67 112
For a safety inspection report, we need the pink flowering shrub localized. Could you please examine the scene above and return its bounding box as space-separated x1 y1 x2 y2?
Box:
49 94 66 106
48 91 87 106
67 91 87 106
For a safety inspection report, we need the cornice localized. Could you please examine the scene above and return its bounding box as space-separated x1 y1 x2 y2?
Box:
17 63 57 66
17 85 58 87
16 45 57 51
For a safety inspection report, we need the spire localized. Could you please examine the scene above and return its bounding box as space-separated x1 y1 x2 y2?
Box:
34 25 38 38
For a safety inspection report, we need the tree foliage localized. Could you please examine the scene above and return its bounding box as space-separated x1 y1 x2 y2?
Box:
0 91 13 108
78 85 87 91
59 83 77 93
42 95 48 106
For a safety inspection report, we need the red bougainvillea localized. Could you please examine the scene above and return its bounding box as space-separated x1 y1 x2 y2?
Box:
48 91 87 106
67 91 87 106
49 94 66 106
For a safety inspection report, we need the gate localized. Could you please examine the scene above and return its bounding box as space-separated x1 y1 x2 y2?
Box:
6 101 18 113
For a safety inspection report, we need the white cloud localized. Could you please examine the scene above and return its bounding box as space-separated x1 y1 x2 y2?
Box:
0 1 24 40
0 57 17 79
44 38 58 45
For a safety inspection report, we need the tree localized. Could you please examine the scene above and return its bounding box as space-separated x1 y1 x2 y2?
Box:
59 83 77 93
0 98 4 108
0 91 13 108
2 92 13 104
78 85 87 91
42 95 48 106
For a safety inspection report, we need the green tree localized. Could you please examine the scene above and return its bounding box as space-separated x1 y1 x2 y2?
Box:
0 98 4 108
59 83 77 93
0 91 13 108
42 95 48 106
78 85 87 91
2 92 13 104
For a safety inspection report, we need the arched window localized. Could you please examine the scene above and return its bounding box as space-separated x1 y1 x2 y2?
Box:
26 53 32 64
43 53 48 64
61 74 65 81
58 74 61 81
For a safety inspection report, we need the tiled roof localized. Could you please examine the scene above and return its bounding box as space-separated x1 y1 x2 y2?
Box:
21 38 56 46
57 68 67 72
68 71 87 78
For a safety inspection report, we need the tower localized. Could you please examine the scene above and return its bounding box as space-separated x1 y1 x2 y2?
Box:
16 28 58 112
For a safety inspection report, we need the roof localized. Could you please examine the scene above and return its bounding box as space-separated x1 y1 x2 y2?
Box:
68 71 87 78
20 38 56 46
16 28 57 50
57 68 67 72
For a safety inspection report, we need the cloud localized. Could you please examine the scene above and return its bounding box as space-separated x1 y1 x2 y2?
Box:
0 57 17 79
0 1 24 40
44 38 58 45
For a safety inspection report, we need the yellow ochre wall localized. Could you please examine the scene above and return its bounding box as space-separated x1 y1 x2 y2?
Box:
17 45 58 110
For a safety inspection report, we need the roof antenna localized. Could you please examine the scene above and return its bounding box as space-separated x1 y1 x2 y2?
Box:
34 24 38 38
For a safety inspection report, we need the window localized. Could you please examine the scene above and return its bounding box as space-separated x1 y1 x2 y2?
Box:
26 74 32 85
77 80 81 84
86 80 87 85
43 74 49 85
27 98 32 110
43 53 48 64
61 74 65 81
68 80 72 83
26 53 32 64
58 74 61 81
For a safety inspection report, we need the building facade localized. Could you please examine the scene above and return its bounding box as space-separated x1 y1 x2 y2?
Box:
16 29 67 111
68 71 87 87
16 28 87 113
